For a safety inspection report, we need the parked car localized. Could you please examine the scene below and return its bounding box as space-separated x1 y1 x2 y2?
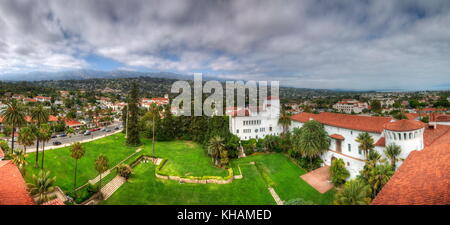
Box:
105 129 111 132
51 135 57 138
53 141 62 145
58 133 67 137
114 127 120 130
84 131 92 136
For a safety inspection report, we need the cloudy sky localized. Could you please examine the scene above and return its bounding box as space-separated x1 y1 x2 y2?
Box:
0 0 449 90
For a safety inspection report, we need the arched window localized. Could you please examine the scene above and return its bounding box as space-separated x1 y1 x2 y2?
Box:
398 133 401 140
404 133 407 140
409 133 412 139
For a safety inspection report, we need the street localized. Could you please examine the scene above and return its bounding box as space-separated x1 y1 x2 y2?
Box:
6 121 123 153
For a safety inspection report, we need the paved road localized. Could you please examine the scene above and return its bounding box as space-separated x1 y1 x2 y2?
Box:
6 121 123 152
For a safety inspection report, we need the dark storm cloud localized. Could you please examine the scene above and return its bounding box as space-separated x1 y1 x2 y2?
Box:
0 0 449 89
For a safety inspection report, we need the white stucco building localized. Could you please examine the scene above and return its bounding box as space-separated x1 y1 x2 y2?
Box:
290 112 450 179
228 97 283 140
333 99 369 114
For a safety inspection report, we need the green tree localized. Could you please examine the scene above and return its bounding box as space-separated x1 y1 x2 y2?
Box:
31 105 49 168
292 120 330 166
66 127 75 138
356 132 374 159
278 109 292 135
384 144 402 170
28 170 56 205
95 154 109 198
330 158 350 186
116 164 133 180
70 142 85 197
367 163 394 198
126 83 141 146
1 100 27 154
17 127 35 154
208 136 225 166
334 179 371 205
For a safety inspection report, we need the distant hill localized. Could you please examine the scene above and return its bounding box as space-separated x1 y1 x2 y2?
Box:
0 70 198 81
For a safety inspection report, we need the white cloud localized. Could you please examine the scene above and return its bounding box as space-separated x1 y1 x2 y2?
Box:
0 0 449 89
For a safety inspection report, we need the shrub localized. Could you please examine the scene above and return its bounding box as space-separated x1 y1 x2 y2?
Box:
285 198 315 205
330 158 350 186
296 156 323 171
117 164 133 179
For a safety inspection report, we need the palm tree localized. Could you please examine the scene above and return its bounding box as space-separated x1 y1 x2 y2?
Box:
208 136 225 166
95 154 109 198
384 144 402 170
32 125 43 168
367 163 394 198
70 142 85 196
1 100 27 154
356 132 374 159
293 120 330 165
28 170 56 205
10 149 28 175
334 179 371 205
17 127 35 154
40 125 52 169
278 109 291 135
31 105 49 168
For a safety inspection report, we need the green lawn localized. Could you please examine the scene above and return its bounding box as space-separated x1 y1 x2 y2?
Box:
232 154 335 205
24 133 139 193
146 141 227 177
24 133 334 205
102 162 275 205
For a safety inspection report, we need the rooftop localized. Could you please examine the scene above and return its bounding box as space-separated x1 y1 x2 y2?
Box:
0 160 34 205
291 112 392 133
372 143 450 205
383 119 426 132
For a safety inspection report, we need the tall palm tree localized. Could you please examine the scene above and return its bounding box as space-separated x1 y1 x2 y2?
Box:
70 142 85 197
356 132 374 159
208 136 225 166
278 109 292 135
40 125 52 169
17 127 35 154
334 179 371 205
1 100 27 154
95 154 109 198
31 125 43 168
293 120 330 165
28 170 56 205
31 105 49 168
384 144 402 170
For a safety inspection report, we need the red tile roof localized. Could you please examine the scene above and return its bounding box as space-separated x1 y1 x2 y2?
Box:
374 137 386 147
42 198 65 205
405 113 419 120
291 112 392 133
372 143 450 205
65 120 82 126
0 160 34 205
383 119 426 132
423 125 450 147
330 134 345 140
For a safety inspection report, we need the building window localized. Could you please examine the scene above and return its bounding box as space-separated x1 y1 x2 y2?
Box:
358 148 362 155
348 144 351 152
269 127 272 132
236 129 239 133
347 162 350 166
350 131 353 135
